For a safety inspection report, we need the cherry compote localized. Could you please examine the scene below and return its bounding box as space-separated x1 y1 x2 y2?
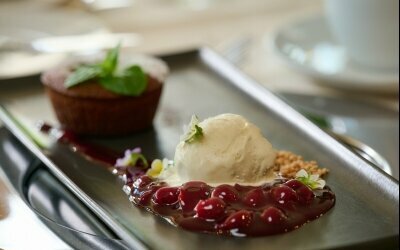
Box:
119 170 335 237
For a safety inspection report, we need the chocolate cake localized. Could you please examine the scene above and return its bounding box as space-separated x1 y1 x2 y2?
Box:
41 53 169 136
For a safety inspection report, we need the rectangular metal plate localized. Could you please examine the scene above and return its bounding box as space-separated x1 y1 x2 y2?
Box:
0 48 398 249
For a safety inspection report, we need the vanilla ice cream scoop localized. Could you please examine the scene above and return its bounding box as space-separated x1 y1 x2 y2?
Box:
159 114 277 186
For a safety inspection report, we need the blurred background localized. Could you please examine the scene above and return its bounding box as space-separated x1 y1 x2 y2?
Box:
0 0 398 249
1 0 398 97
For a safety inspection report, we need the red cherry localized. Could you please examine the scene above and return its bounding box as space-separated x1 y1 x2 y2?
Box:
296 185 314 204
284 179 305 190
271 185 298 205
260 206 286 224
211 184 239 203
178 181 211 212
219 210 253 230
153 187 180 205
243 188 266 207
195 197 226 221
133 175 153 189
137 186 161 205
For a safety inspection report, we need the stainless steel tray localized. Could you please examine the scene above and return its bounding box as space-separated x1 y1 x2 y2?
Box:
0 48 398 249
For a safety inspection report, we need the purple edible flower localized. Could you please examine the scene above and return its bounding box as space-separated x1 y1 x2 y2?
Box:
115 147 142 167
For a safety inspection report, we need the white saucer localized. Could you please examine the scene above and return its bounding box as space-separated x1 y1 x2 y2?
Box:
0 1 107 80
273 16 399 93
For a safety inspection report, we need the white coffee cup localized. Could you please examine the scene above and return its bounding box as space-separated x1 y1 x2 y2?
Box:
325 0 399 70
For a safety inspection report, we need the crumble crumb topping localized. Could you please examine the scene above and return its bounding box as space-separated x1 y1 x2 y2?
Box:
274 151 328 179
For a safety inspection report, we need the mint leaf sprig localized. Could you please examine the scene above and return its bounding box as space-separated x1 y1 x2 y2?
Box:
100 65 147 96
101 42 119 76
295 169 326 189
65 65 102 88
64 44 148 96
181 115 204 143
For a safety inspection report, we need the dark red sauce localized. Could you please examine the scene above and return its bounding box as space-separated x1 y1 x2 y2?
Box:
39 122 120 166
117 166 336 237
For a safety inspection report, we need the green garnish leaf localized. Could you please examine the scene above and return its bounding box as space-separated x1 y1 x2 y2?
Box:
124 65 147 95
181 115 204 143
295 169 326 189
64 43 148 96
65 65 102 88
130 152 148 168
304 112 331 129
100 43 120 76
99 65 147 96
